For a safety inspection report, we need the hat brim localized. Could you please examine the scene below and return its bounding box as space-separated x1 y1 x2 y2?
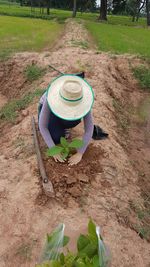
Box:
47 74 94 121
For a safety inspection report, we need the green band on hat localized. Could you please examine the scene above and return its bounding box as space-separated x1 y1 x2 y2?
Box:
59 91 83 102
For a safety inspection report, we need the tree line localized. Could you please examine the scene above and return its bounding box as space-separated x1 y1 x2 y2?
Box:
17 0 150 25
100 0 149 25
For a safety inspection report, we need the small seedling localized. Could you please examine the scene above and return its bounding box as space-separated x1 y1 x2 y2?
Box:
46 137 84 160
37 219 110 267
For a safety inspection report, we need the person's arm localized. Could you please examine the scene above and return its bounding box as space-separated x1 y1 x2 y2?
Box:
68 111 94 166
39 99 65 163
78 111 94 154
39 98 55 148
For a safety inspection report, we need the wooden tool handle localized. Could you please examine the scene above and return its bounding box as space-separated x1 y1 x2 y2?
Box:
31 116 54 197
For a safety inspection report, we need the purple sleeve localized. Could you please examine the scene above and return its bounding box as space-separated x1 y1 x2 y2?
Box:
39 98 55 148
78 111 94 154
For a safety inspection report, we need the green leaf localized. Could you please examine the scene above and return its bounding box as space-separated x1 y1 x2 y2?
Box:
88 219 98 244
60 137 68 148
61 147 70 159
63 236 70 246
88 219 96 237
74 258 87 267
69 139 84 149
78 242 97 259
64 252 75 267
77 235 90 252
49 260 61 267
84 257 94 267
59 253 65 265
35 263 51 267
47 233 52 243
92 255 99 267
46 146 63 157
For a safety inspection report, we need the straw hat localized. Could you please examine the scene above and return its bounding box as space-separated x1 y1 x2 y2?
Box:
47 75 94 121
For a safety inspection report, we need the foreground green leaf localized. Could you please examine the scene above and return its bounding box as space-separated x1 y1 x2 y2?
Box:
63 236 70 246
88 219 98 245
78 242 97 259
77 234 90 252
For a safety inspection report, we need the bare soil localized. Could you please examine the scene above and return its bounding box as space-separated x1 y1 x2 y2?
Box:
0 20 150 267
37 139 103 206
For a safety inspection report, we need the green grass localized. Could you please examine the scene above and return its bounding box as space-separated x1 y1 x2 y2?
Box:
0 6 148 59
24 64 46 81
0 4 147 26
133 65 150 89
78 13 146 27
0 16 63 59
86 22 150 58
0 89 44 122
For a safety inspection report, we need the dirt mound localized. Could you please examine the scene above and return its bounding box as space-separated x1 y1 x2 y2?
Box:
36 143 103 206
0 59 28 99
0 54 48 100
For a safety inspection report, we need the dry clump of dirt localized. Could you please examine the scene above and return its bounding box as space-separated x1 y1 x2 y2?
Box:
0 19 150 267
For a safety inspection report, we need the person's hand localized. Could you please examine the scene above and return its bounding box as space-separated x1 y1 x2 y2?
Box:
53 154 65 163
68 152 82 166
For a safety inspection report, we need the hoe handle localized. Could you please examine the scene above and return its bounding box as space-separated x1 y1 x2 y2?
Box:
31 116 55 197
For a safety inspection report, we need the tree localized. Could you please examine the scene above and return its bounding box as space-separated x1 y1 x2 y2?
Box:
112 0 127 14
136 0 146 21
146 0 150 25
72 0 77 17
126 0 146 21
99 0 108 20
86 0 97 12
46 0 51 15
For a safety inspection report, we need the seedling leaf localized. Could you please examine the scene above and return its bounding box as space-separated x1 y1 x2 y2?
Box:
60 137 68 148
75 258 87 267
92 255 99 267
61 147 69 159
69 139 84 149
49 260 61 267
59 253 65 264
63 236 70 246
77 234 90 252
88 219 98 244
47 146 63 157
78 242 97 259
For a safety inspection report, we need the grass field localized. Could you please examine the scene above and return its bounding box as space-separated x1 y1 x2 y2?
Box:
86 21 150 57
0 4 149 59
0 16 63 59
0 4 147 26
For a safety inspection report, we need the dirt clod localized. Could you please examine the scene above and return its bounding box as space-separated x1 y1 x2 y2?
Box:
21 109 29 117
